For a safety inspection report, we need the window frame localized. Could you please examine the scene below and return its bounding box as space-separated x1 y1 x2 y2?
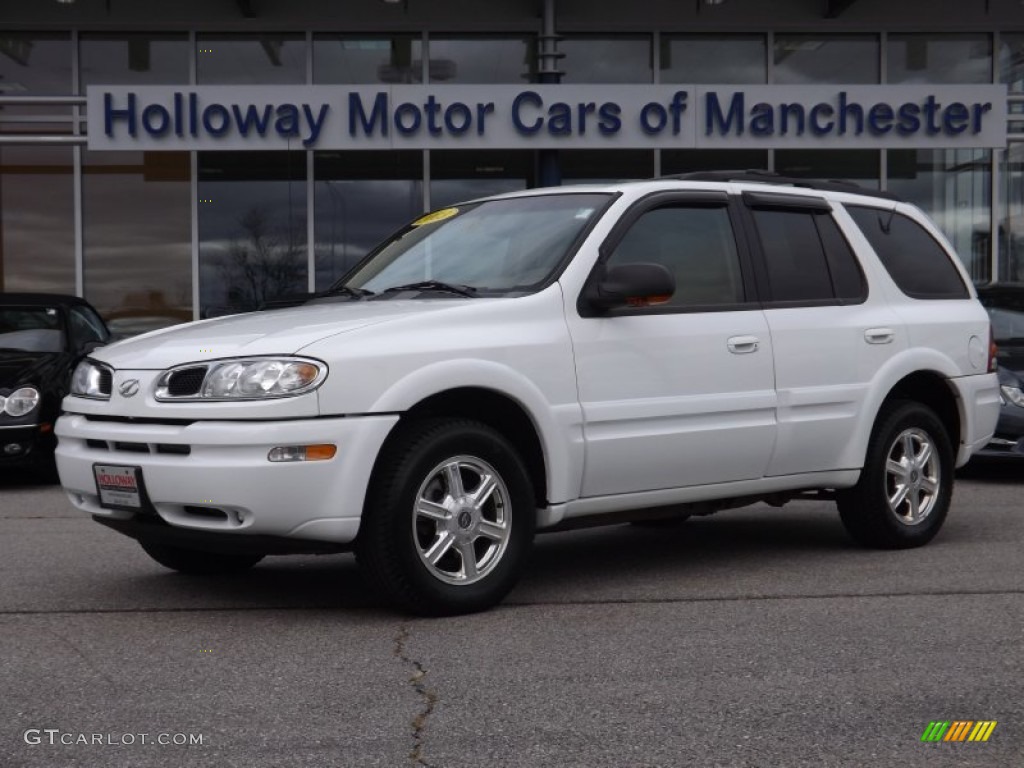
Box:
738 193 869 309
577 190 761 318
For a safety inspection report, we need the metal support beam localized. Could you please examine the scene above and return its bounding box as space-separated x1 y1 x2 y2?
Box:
824 0 858 18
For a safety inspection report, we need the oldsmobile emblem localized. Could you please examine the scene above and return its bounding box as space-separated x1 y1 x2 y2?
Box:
118 379 141 398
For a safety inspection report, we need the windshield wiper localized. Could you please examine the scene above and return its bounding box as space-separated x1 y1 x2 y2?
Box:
376 281 478 297
318 285 375 299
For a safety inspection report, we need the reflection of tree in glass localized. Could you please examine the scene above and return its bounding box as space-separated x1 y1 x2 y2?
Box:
219 206 305 311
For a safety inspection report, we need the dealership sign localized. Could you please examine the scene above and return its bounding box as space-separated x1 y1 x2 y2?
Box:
86 84 1008 151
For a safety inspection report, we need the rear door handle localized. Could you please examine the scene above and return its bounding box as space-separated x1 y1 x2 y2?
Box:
864 327 895 345
727 335 760 354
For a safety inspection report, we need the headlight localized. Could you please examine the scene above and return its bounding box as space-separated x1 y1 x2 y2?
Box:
70 360 111 399
155 357 326 401
1001 384 1024 408
3 387 41 417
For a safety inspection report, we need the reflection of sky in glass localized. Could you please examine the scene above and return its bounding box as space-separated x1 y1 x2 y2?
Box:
314 37 423 84
198 179 307 314
0 146 75 294
314 179 424 289
0 33 70 93
82 152 191 321
80 34 190 88
0 33 71 118
888 35 991 84
774 37 879 84
561 37 652 83
427 39 533 83
197 35 306 84
662 37 766 84
887 149 991 281
1001 34 1024 91
1001 145 1024 281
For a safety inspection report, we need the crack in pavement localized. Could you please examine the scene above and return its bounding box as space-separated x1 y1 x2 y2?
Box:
393 625 439 768
45 626 119 690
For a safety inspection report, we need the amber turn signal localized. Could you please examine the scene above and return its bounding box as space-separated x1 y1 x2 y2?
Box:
267 444 337 462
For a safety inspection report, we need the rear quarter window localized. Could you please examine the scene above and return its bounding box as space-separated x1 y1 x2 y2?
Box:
845 205 969 299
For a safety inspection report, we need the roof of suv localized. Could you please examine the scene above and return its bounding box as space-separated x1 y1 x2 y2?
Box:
473 170 900 209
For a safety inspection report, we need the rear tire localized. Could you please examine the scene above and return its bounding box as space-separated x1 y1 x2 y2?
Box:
139 541 264 574
356 418 535 616
837 400 953 549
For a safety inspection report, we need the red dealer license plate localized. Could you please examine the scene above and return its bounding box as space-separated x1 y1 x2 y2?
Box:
94 464 146 511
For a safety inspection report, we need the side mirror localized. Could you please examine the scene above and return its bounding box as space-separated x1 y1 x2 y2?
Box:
584 263 676 313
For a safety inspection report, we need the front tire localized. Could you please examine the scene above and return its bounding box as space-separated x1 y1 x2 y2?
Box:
139 541 264 574
356 418 536 616
837 400 953 549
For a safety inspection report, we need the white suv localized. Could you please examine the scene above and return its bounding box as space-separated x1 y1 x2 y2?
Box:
56 172 1001 615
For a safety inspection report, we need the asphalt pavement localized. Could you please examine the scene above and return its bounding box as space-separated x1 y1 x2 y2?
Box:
1 464 1022 767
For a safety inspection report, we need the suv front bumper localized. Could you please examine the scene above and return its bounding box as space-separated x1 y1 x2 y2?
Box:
55 413 398 546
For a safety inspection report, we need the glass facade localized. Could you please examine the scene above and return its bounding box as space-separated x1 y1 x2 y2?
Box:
774 36 879 84
314 151 423 289
430 151 533 209
79 33 190 88
661 36 766 84
198 151 307 316
196 34 306 84
0 32 71 122
775 150 881 188
561 36 652 83
888 35 992 84
314 36 422 84
0 146 75 293
0 27 1020 326
82 151 192 333
426 37 533 83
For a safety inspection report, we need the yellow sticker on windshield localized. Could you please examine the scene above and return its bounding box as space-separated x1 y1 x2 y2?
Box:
412 207 459 226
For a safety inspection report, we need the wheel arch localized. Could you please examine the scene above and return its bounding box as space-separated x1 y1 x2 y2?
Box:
367 360 583 509
844 358 964 473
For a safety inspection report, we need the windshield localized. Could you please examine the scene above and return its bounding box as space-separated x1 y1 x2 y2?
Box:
340 193 611 296
0 307 65 353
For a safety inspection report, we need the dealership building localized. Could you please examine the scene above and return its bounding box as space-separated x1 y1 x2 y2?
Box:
1 0 1023 329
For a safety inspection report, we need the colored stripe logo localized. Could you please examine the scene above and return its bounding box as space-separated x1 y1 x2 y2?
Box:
921 721 997 742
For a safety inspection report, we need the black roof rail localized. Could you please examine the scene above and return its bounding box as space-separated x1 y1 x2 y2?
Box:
655 169 901 202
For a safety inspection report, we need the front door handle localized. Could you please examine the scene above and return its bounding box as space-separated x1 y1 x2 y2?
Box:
727 335 760 354
864 327 895 345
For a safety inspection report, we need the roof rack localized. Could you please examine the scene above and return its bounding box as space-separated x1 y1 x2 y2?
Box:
656 169 901 202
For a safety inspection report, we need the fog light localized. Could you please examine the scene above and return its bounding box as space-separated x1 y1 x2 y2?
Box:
4 443 24 455
267 444 337 462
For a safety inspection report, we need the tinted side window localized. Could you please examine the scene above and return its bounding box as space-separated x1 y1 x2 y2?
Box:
752 209 833 303
605 206 745 308
815 214 867 302
845 206 969 299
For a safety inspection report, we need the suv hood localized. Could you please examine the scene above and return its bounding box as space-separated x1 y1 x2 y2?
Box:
92 300 467 370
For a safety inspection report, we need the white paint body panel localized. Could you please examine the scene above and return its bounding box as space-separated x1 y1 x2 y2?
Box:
566 308 776 495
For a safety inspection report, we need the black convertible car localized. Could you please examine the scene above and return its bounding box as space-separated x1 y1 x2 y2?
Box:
0 293 110 475
976 285 1024 460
